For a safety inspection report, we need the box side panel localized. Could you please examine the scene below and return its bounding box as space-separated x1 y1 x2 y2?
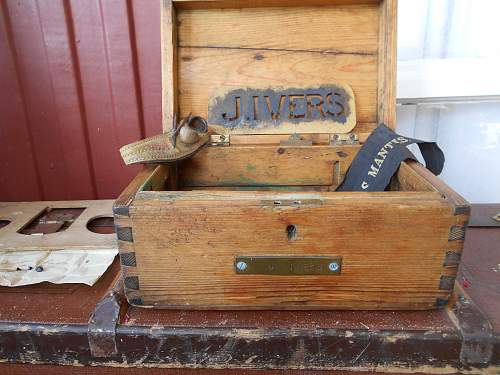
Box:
129 192 456 309
399 160 470 298
179 145 359 187
113 165 169 306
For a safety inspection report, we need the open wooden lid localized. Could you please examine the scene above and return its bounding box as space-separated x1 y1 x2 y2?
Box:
162 0 397 137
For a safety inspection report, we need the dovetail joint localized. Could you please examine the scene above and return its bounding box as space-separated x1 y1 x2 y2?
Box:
439 275 456 291
120 252 137 267
435 297 449 307
128 297 143 306
116 226 133 242
443 251 461 267
113 205 130 217
449 225 466 241
124 276 140 291
453 205 470 216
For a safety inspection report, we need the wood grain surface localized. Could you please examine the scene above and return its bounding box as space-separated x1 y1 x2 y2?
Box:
176 5 379 52
129 190 455 309
377 0 397 128
0 200 115 252
119 0 471 310
177 48 377 124
163 1 383 132
179 145 359 187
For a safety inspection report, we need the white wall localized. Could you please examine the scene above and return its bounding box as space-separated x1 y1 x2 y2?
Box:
396 0 500 203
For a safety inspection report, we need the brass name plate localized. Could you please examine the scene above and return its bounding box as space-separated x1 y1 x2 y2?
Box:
234 256 342 276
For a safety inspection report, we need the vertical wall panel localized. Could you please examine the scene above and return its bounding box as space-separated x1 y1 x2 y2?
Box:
131 0 162 138
69 0 141 198
0 0 162 201
3 0 72 200
37 0 97 199
0 1 42 201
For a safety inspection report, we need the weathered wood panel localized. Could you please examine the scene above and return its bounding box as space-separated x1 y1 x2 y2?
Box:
163 2 382 131
0 200 115 251
129 190 454 309
179 145 359 187
176 5 380 52
177 48 378 126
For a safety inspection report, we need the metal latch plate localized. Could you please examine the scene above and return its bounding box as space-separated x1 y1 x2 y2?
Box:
234 256 342 275
209 134 229 146
330 133 359 145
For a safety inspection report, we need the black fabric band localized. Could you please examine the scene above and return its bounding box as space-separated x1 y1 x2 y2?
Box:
336 124 444 192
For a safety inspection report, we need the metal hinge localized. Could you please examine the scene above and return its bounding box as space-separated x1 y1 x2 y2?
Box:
280 133 313 146
209 134 230 146
330 133 359 145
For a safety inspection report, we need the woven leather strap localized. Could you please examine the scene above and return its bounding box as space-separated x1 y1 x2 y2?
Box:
119 116 210 165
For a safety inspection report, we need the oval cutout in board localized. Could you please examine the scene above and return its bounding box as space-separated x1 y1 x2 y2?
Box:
208 84 356 135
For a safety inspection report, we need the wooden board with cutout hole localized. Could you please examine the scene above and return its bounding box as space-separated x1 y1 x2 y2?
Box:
0 200 116 251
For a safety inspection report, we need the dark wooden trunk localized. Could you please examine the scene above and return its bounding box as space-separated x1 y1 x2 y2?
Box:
0 205 498 373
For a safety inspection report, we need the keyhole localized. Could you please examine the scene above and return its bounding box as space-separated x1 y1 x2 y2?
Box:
287 225 297 241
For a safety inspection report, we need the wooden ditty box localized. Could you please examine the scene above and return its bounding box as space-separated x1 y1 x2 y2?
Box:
113 0 469 310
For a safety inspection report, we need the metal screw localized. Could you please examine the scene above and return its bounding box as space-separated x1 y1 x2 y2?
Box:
35 266 44 272
328 262 339 272
236 261 247 271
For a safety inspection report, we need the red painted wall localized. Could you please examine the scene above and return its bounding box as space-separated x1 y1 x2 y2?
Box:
0 0 161 201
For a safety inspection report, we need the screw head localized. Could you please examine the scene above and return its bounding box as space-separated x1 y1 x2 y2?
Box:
35 266 44 272
328 262 339 272
236 261 248 271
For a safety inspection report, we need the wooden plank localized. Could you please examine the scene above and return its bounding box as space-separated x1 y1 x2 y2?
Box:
405 161 469 215
178 47 378 124
377 0 397 128
399 161 469 296
227 123 377 144
0 200 115 252
130 191 453 309
114 165 166 216
162 0 178 132
173 0 381 10
177 5 379 53
179 145 359 187
396 161 437 192
229 133 331 145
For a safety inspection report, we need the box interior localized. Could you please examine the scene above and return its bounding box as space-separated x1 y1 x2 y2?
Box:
155 0 426 193
170 0 385 136
138 160 438 194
